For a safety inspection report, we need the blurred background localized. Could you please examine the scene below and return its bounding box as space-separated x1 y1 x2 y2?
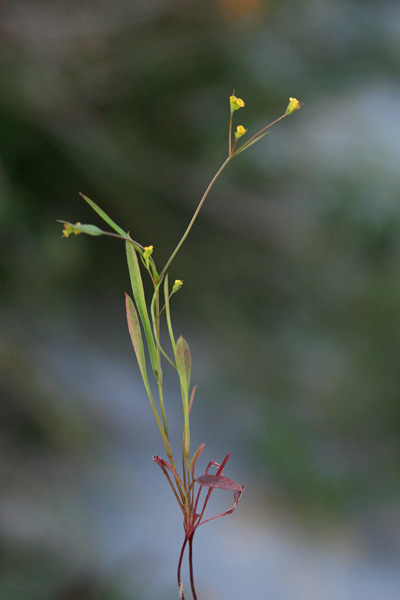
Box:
1 0 400 598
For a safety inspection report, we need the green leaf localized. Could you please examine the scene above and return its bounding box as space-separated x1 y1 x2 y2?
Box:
164 275 176 354
125 291 170 452
176 335 191 395
150 279 175 367
176 335 191 455
80 193 128 238
125 293 148 385
126 241 160 380
233 131 270 155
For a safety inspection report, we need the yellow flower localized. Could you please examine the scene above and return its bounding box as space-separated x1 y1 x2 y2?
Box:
172 279 183 293
230 94 245 113
62 222 82 237
285 97 302 115
234 125 247 140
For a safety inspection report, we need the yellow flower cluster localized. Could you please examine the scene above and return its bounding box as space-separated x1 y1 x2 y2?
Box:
230 95 245 113
285 97 302 115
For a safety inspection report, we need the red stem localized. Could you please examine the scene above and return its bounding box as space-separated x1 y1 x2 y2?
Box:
178 537 188 599
178 454 233 598
189 534 197 600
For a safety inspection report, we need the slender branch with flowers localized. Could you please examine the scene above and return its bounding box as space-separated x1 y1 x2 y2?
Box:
59 93 301 599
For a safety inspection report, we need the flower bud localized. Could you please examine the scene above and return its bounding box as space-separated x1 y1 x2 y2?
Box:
143 245 153 269
285 97 302 115
230 94 245 113
172 279 183 294
234 125 247 140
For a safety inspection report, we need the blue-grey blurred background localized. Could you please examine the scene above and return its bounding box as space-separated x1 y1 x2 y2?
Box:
1 1 400 598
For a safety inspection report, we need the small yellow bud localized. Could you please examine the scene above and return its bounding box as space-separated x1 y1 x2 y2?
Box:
172 279 183 293
62 222 82 238
230 94 245 113
285 97 302 115
234 125 247 140
142 245 154 270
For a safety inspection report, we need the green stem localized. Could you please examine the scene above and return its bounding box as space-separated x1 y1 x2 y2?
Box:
233 112 287 156
144 384 171 459
150 279 186 504
158 380 169 437
160 156 232 279
150 284 170 436
228 112 233 156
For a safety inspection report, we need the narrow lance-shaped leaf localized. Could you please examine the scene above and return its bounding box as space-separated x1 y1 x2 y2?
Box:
153 456 185 514
192 452 233 519
80 193 128 238
164 275 176 354
125 293 148 386
195 473 244 525
125 293 171 451
190 443 205 479
195 474 243 492
126 241 160 379
175 335 191 392
188 385 197 416
150 278 163 344
80 195 156 273
175 335 191 455
153 455 183 484
233 131 270 155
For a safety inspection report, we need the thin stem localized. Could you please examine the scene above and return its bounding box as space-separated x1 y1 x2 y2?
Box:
233 112 287 156
148 276 187 505
169 451 187 507
189 535 197 600
228 112 233 156
158 343 176 369
185 450 191 509
231 135 238 155
155 460 185 514
181 435 191 523
150 285 169 437
160 156 232 279
178 537 189 600
182 436 187 493
142 384 169 456
97 230 142 246
158 381 168 437
150 285 176 368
